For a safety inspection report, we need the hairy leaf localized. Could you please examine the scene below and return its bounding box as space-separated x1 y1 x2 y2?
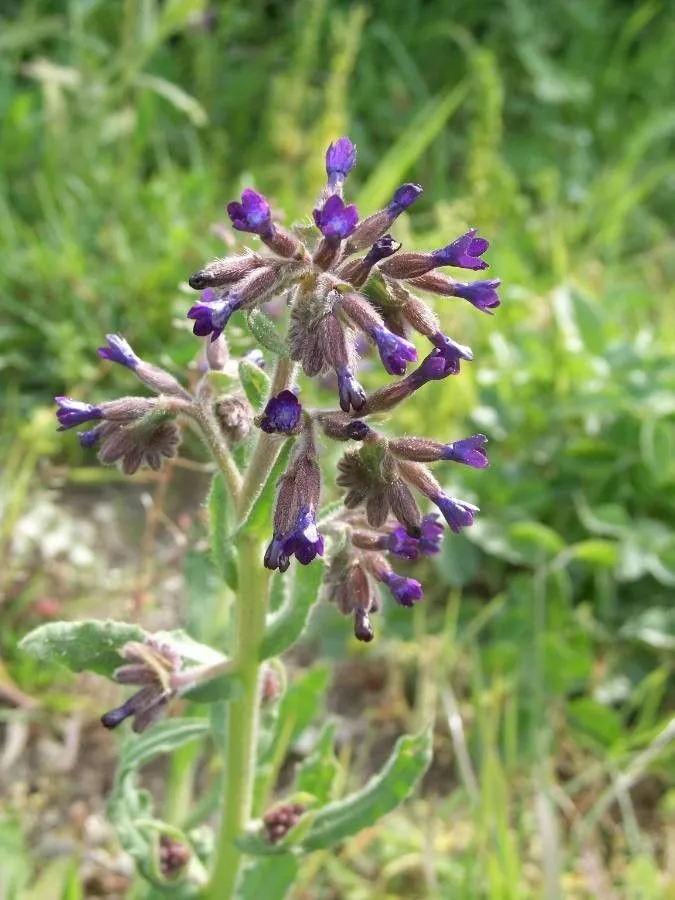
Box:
19 620 146 677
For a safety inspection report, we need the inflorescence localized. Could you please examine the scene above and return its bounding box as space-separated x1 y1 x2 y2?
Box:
56 136 500 707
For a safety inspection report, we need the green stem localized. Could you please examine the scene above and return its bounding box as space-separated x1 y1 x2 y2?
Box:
188 401 243 501
205 356 295 899
205 535 270 899
236 357 298 522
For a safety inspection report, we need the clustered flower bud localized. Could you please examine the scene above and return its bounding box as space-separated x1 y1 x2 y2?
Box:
263 803 306 845
159 835 191 878
56 134 501 659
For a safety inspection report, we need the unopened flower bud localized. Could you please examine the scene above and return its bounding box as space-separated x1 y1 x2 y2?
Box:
159 834 191 878
337 235 401 288
317 413 371 442
188 252 264 290
263 803 306 845
389 433 488 467
216 395 254 443
325 136 357 190
387 476 422 534
206 334 229 371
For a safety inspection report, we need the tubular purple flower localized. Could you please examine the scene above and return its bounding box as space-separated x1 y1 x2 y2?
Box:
264 533 290 573
371 326 418 376
433 493 480 534
432 229 490 271
380 570 424 607
282 506 325 565
326 137 357 188
55 397 103 430
97 334 140 369
430 332 474 374
78 427 101 448
453 279 501 313
227 189 273 237
385 514 443 559
441 434 489 468
187 295 243 341
259 390 303 434
387 183 423 217
313 195 359 241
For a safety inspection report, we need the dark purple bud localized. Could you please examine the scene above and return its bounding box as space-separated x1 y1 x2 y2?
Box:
432 229 490 271
441 434 488 468
282 506 324 566
227 189 273 237
97 334 140 369
259 390 302 435
55 397 103 430
264 533 290 572
454 279 501 313
433 493 479 534
313 195 359 241
326 136 357 188
380 571 424 607
336 366 366 413
187 293 242 341
387 183 423 217
78 427 101 448
371 326 418 376
364 234 402 267
354 607 374 642
101 696 136 729
346 420 371 440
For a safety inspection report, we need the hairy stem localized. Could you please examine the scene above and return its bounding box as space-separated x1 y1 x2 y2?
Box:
205 535 270 899
187 400 243 501
206 355 296 898
236 357 298 521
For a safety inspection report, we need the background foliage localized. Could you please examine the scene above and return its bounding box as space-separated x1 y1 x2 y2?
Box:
2 0 675 897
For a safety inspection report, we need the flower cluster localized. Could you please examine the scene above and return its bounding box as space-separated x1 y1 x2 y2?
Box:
56 135 500 660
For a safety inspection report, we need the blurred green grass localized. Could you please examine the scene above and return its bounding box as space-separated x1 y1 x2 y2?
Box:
2 0 675 897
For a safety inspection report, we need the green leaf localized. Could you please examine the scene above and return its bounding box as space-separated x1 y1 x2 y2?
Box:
568 698 623 749
506 521 565 566
262 559 324 659
239 855 299 898
120 719 210 775
259 666 330 764
640 418 675 482
246 309 289 358
299 728 433 851
208 473 238 590
184 669 242 704
566 539 619 568
19 620 146 677
238 357 271 410
294 722 341 804
239 440 294 538
620 607 675 651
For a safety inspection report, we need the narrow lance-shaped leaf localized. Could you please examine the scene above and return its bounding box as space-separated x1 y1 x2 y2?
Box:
294 722 341 805
299 728 433 851
239 855 299 900
246 309 289 358
120 719 211 776
261 559 324 659
238 357 271 410
19 620 146 678
208 472 239 589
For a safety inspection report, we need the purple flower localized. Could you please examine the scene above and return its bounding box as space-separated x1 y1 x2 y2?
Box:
264 533 290 573
441 434 488 468
326 137 357 188
313 195 359 241
454 279 501 313
387 183 423 217
282 507 324 566
97 334 140 369
364 234 401 266
187 293 242 341
432 493 479 533
418 514 444 555
55 397 103 430
385 514 444 559
430 332 474 374
336 366 366 413
227 189 273 236
432 229 490 271
259 390 302 434
381 571 424 607
371 326 418 376
78 428 101 448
